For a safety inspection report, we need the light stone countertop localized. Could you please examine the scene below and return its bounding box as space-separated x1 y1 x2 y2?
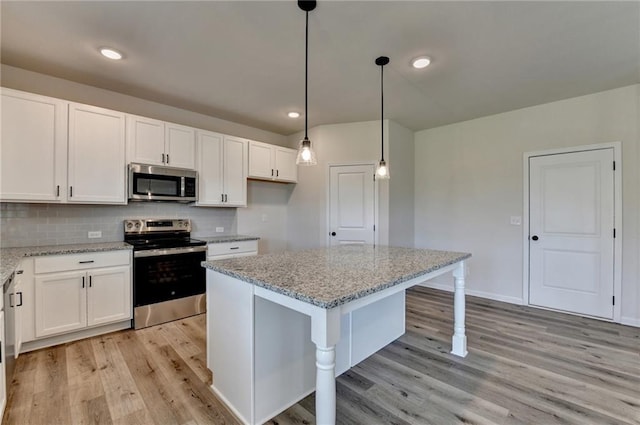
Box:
1 242 132 285
202 245 471 309
197 235 260 244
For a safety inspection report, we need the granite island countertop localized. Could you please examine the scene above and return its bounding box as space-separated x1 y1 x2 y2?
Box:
197 235 260 244
202 245 471 309
1 242 133 284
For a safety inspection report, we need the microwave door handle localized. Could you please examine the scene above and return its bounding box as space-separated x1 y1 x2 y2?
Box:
181 177 185 197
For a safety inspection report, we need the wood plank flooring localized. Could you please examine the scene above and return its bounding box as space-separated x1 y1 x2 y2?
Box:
3 287 639 424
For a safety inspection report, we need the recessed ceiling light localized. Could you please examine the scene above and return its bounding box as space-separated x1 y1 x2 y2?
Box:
411 56 431 69
100 48 123 60
287 112 300 118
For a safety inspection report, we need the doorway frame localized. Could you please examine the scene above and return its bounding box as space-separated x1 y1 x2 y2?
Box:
326 162 379 247
522 142 622 322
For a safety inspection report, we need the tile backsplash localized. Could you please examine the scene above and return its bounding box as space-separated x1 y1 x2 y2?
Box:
0 202 237 248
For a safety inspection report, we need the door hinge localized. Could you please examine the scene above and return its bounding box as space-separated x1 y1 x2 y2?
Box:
613 228 616 238
612 296 615 305
613 161 616 171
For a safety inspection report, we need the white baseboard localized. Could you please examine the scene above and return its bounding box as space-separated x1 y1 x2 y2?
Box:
621 316 640 328
417 281 524 305
417 282 640 328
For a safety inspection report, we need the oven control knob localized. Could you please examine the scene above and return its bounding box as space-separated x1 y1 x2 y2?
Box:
126 222 133 229
135 222 141 229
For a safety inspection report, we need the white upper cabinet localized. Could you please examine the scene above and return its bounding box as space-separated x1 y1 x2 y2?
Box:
248 141 297 183
223 136 248 206
0 88 67 202
274 147 298 182
127 115 196 169
68 103 126 204
127 115 164 165
166 123 196 169
196 130 247 207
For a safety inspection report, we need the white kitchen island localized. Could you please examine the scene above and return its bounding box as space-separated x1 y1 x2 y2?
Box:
202 245 471 425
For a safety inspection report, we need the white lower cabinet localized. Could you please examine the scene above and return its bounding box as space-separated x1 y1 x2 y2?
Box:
34 251 131 338
207 240 258 261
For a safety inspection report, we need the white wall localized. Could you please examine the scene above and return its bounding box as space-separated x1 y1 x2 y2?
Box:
388 120 415 247
237 180 294 254
287 120 417 250
414 84 640 325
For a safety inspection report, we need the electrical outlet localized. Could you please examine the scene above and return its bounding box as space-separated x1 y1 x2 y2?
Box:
216 227 224 233
88 231 102 239
510 216 522 226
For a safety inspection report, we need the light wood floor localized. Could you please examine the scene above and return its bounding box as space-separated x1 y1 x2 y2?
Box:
3 287 639 424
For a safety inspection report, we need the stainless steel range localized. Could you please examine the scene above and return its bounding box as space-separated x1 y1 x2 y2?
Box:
124 219 207 329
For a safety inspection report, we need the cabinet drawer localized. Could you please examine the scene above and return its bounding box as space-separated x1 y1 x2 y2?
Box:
34 250 130 274
208 240 258 257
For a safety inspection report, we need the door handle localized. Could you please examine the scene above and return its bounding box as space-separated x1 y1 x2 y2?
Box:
16 292 22 307
162 153 166 163
330 232 336 236
166 154 170 164
82 276 85 288
531 235 539 241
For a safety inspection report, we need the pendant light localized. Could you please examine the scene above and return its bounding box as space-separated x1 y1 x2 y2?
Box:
375 56 390 179
296 0 318 166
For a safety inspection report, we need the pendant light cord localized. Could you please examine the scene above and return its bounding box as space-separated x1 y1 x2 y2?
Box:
305 10 309 140
380 63 384 162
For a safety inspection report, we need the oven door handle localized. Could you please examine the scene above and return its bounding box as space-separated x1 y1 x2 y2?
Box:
134 246 207 258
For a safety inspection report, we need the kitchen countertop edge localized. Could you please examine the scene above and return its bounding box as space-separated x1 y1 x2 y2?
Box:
202 247 471 309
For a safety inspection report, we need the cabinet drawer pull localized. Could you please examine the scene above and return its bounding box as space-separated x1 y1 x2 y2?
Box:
162 153 166 163
166 154 170 164
17 292 23 307
89 276 92 288
276 169 279 177
82 276 85 288
221 193 224 202
69 186 73 197
9 293 14 308
271 169 274 177
56 185 60 197
230 247 240 250
79 260 95 264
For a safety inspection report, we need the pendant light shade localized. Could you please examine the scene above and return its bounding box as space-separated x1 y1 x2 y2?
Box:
375 56 390 179
296 0 318 166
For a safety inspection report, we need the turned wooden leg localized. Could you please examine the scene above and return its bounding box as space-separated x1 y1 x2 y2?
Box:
451 261 468 357
311 307 341 425
315 345 337 424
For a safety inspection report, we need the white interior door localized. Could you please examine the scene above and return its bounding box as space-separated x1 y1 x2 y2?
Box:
529 148 615 319
329 164 375 246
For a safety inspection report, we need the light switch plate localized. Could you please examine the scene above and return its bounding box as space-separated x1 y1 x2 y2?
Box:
510 216 522 226
216 227 224 233
88 231 102 239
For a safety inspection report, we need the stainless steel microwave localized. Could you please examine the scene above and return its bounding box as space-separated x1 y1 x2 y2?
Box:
128 163 198 203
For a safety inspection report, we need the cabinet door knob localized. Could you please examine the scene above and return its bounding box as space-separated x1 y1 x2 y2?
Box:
330 232 336 237
531 235 539 241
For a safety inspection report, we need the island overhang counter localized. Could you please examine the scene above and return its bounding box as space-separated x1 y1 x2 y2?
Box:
202 245 471 425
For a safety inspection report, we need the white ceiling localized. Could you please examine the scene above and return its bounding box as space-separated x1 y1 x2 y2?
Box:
2 1 639 135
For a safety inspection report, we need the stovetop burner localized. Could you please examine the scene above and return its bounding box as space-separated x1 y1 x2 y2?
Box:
123 219 205 251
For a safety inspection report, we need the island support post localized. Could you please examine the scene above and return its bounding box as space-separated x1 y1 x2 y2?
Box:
451 261 468 357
